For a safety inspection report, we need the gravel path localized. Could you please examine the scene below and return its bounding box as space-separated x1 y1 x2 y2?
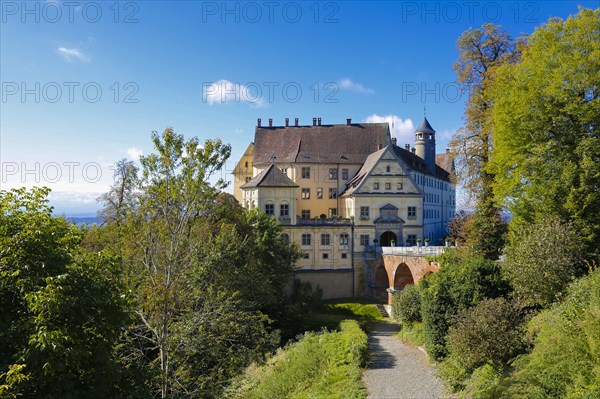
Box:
362 322 447 399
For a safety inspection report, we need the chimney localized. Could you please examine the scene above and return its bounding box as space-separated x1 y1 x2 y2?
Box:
268 118 273 127
411 147 416 154
405 144 410 151
317 117 321 126
446 148 450 153
312 117 317 126
257 118 261 127
285 118 289 127
346 118 352 126
391 137 397 146
294 118 299 127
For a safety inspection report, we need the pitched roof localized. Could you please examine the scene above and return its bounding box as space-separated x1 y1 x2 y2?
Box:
342 146 388 196
435 153 455 176
253 123 390 166
240 163 299 189
392 145 451 181
415 117 436 134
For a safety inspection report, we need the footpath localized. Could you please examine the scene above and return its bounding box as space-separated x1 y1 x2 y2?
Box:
362 322 448 399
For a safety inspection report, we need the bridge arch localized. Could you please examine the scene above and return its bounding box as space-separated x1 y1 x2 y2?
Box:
393 263 414 290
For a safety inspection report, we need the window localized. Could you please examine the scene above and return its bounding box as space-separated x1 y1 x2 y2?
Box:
386 165 391 172
321 234 331 246
328 188 337 199
340 233 349 245
301 234 312 246
317 187 323 199
281 233 289 245
342 168 349 180
360 206 370 220
280 203 289 217
373 182 380 190
407 234 417 245
301 188 310 199
329 168 338 180
397 182 403 190
360 234 370 246
281 167 288 175
301 167 310 178
341 253 348 259
385 182 391 190
265 203 274 216
408 206 417 219
301 210 311 219
328 208 337 218
245 176 251 182
322 253 329 260
302 252 310 259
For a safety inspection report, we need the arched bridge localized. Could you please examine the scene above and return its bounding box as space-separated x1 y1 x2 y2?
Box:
369 246 444 304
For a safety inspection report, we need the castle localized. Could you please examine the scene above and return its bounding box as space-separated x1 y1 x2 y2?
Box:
233 117 455 298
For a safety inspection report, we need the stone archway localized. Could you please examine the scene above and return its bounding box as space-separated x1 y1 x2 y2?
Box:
373 264 389 300
379 231 398 247
393 263 414 290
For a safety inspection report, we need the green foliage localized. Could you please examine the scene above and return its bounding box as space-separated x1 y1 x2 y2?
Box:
322 302 383 321
421 252 509 360
0 188 140 398
490 8 600 261
447 298 526 372
500 268 600 399
464 364 508 399
503 217 586 308
227 320 367 399
392 284 422 324
397 322 425 348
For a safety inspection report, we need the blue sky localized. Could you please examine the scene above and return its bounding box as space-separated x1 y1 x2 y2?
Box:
1 0 595 215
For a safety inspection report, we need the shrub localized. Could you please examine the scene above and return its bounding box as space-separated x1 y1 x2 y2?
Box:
501 268 600 399
397 322 425 348
421 253 509 360
447 297 526 372
392 284 421 324
503 217 586 308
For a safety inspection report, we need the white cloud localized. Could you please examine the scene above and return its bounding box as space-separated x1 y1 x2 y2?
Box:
364 114 414 143
338 78 374 94
57 47 89 62
203 80 265 107
126 147 143 161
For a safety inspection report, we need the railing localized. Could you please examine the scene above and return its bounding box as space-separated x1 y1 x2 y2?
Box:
381 246 448 256
295 218 353 226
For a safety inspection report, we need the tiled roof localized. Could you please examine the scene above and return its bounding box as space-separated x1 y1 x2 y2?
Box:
240 163 299 189
343 144 452 196
253 123 390 166
435 153 454 175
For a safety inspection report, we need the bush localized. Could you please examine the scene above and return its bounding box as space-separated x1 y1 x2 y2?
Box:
227 320 368 399
447 297 526 372
500 268 600 399
392 284 422 324
421 252 509 360
503 217 586 308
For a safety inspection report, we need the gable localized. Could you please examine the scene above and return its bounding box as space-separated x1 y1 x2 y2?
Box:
343 146 422 196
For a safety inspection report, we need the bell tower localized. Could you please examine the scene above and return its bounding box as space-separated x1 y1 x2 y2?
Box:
414 117 436 174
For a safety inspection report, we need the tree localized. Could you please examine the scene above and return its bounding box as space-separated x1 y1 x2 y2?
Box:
450 23 521 259
420 251 509 360
503 218 586 309
490 8 600 261
98 159 139 225
116 128 231 397
0 188 139 398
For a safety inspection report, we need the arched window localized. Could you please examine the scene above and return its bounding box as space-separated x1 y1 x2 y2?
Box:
281 233 290 245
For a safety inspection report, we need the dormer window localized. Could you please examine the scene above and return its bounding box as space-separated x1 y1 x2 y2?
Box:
386 165 391 173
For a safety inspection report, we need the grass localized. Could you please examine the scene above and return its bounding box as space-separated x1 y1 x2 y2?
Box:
226 320 368 399
307 297 385 332
397 322 425 348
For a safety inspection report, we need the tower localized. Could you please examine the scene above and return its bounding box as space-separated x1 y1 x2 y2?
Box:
414 117 436 174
